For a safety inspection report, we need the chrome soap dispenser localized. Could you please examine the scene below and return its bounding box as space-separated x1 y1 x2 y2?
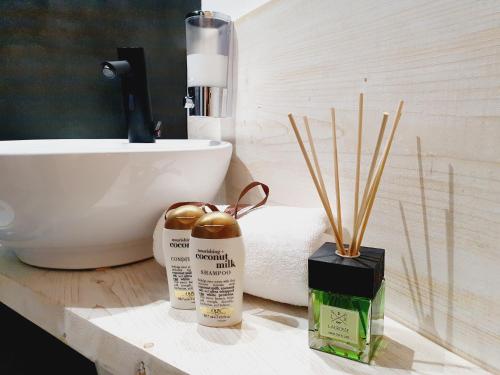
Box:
184 11 231 118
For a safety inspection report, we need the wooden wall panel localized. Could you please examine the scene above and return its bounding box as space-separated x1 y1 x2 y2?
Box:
228 0 500 372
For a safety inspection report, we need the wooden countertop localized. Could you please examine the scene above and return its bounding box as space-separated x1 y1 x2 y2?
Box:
0 249 487 375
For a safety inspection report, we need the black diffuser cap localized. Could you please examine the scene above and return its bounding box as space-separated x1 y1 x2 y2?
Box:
308 242 385 299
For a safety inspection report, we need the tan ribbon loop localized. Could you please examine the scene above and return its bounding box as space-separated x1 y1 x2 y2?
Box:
165 182 269 221
224 181 270 219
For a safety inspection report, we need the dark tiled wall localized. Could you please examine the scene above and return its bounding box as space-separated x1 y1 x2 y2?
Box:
0 0 200 140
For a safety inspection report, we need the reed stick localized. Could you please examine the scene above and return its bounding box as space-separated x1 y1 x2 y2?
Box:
330 108 343 251
288 114 345 253
350 112 389 252
351 93 364 255
353 101 404 255
303 116 332 213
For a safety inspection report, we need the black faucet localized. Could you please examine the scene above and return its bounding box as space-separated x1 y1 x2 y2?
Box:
101 47 160 143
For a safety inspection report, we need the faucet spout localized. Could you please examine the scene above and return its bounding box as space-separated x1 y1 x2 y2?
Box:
101 47 157 143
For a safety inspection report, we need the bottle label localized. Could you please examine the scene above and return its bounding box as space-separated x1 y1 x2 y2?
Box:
174 290 195 301
199 307 234 320
319 304 359 346
163 229 194 303
190 237 244 323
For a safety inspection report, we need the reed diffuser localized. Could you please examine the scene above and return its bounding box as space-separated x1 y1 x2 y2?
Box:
288 94 404 363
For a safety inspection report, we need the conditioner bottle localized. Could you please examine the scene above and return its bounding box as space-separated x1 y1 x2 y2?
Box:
163 205 205 309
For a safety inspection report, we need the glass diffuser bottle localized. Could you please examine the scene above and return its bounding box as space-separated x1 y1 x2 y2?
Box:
308 242 385 363
288 95 404 365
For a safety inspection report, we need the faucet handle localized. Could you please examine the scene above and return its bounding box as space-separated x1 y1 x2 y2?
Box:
154 121 162 138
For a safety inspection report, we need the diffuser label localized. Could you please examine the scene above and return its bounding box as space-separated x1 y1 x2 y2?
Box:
319 305 359 346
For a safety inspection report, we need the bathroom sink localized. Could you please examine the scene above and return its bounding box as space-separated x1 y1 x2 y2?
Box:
0 139 232 269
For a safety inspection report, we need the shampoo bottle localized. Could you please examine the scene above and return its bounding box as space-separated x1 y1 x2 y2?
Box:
163 205 205 309
189 212 245 327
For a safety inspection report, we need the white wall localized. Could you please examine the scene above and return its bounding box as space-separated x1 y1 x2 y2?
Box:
202 0 271 20
227 0 500 372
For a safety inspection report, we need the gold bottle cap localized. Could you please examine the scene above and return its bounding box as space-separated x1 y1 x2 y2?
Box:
164 205 206 230
191 212 241 239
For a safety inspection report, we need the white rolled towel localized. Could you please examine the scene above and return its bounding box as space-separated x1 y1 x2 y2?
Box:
152 206 329 306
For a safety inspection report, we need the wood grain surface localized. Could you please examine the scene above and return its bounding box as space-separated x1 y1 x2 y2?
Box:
227 0 500 372
0 249 488 375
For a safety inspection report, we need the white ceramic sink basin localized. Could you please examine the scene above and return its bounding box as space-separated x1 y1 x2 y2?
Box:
0 139 232 269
